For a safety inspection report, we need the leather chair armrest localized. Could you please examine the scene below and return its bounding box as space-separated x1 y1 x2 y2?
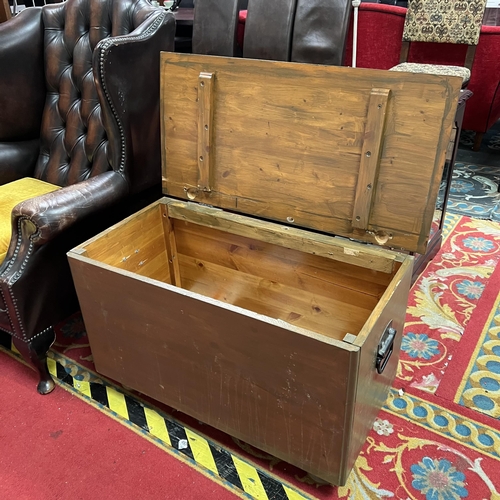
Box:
4 171 128 259
0 170 127 337
0 8 46 142
92 10 176 195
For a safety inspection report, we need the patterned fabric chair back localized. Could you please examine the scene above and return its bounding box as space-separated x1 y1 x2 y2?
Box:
402 0 487 45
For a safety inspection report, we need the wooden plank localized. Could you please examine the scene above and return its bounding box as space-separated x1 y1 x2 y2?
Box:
160 53 462 253
352 88 391 230
174 220 393 297
161 204 181 286
68 253 359 485
343 257 413 483
163 199 398 274
178 254 374 340
0 0 11 23
197 72 215 192
399 40 410 64
78 204 170 278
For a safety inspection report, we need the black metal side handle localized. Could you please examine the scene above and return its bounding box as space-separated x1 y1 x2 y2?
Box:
376 321 397 374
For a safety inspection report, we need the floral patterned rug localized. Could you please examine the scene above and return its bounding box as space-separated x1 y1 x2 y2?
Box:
3 213 500 499
438 163 500 221
436 260 500 419
398 214 500 395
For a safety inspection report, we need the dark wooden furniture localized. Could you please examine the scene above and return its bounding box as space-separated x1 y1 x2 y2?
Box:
173 7 194 24
175 0 243 56
192 0 243 55
68 53 460 485
483 6 500 25
243 0 352 64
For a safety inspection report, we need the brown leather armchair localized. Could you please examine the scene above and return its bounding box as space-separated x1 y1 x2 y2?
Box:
0 0 175 394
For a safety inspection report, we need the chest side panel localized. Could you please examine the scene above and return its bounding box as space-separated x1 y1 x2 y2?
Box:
69 254 360 485
344 257 413 484
160 53 461 254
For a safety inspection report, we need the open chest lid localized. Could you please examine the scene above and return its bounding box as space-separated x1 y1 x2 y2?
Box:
160 53 461 254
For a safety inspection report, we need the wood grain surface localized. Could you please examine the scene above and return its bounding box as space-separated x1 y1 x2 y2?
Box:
69 251 359 485
344 257 413 483
0 0 11 23
68 196 413 485
160 52 461 254
164 198 399 273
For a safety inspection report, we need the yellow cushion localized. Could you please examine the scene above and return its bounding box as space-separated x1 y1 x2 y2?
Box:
0 178 60 264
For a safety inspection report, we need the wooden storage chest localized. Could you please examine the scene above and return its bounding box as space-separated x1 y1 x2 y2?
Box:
68 53 461 485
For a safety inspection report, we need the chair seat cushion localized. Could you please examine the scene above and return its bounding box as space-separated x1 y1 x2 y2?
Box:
389 62 471 84
0 178 60 264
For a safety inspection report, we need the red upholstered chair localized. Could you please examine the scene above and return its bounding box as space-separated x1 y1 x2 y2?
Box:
461 26 500 150
343 3 500 151
401 26 500 150
344 2 406 69
344 3 479 71
0 0 175 393
389 0 487 86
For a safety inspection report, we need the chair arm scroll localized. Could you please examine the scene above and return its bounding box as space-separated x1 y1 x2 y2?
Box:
8 171 129 251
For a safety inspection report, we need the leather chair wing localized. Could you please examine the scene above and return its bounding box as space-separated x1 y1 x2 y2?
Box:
94 10 175 194
0 9 45 184
0 140 41 185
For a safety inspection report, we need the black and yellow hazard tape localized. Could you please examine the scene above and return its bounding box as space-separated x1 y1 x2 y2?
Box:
0 332 312 500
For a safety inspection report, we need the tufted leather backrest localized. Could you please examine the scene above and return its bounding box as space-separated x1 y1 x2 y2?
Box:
34 0 159 187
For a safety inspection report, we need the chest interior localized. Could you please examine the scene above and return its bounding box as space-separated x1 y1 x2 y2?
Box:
79 198 404 343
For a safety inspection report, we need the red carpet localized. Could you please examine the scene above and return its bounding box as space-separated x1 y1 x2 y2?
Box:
0 352 240 500
2 213 500 499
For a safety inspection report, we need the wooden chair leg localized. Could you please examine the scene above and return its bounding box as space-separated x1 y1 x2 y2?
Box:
12 329 56 395
0 0 11 23
473 131 484 151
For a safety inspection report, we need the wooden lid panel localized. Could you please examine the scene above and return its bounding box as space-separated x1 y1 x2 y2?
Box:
160 53 461 253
